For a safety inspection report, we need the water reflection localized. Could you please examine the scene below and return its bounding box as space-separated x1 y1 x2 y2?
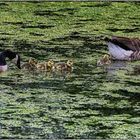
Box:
0 58 140 139
105 61 128 76
129 65 140 76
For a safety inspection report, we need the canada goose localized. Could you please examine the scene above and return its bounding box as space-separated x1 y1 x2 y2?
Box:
0 50 21 72
105 36 140 61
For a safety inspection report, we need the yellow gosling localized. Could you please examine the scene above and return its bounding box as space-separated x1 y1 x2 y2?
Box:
46 60 55 71
37 60 54 71
28 58 38 66
36 62 46 71
21 58 38 70
53 60 73 72
97 54 111 66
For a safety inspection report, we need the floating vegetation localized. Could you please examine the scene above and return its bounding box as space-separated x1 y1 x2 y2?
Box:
0 1 140 139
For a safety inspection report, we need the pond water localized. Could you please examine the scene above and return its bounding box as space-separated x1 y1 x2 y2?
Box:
0 2 140 139
0 45 140 139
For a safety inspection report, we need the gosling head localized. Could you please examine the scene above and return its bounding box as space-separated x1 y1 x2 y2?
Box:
103 54 110 62
66 60 73 67
29 58 38 65
97 54 111 66
47 60 54 67
4 50 21 69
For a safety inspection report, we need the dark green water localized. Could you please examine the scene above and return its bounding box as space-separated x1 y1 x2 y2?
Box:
0 46 140 139
0 2 140 139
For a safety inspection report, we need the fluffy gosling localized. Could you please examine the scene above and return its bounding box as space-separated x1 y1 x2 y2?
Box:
97 54 111 66
36 60 54 71
53 60 73 72
21 58 38 70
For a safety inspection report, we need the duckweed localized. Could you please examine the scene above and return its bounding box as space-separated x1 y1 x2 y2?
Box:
0 1 140 139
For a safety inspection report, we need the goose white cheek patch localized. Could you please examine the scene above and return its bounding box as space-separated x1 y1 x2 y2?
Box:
12 55 18 64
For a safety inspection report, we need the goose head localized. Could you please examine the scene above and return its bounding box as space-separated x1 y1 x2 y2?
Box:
4 50 21 69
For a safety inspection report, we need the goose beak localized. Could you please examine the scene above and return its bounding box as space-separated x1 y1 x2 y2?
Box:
16 55 21 69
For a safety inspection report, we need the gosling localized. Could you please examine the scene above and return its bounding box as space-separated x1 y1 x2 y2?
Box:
97 54 111 66
53 60 73 72
36 60 54 71
21 58 38 70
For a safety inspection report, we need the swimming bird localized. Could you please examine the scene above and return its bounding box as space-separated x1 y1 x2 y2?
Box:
97 54 111 66
0 50 21 72
105 36 140 61
36 60 54 71
53 60 73 72
21 58 38 70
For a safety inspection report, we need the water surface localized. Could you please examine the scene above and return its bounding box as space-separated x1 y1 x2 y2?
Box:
0 2 140 139
0 55 140 139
